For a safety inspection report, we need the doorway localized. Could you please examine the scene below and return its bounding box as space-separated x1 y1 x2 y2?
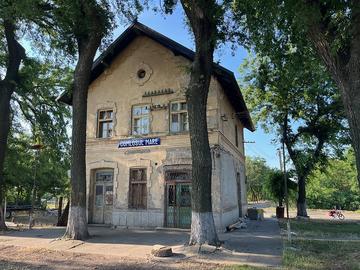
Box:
92 169 114 224
165 170 191 228
236 172 242 217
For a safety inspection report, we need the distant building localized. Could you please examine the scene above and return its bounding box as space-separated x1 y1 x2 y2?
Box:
59 22 254 231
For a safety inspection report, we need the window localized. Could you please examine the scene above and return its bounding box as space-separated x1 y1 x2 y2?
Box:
235 124 239 147
129 168 147 209
170 101 188 133
132 105 150 135
97 110 113 138
95 170 113 206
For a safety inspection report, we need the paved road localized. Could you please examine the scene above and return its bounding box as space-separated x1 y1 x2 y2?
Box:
218 218 283 267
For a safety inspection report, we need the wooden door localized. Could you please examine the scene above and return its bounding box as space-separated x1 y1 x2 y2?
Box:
93 170 114 224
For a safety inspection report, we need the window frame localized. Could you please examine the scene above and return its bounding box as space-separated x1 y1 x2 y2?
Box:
131 104 150 136
97 109 114 139
128 168 147 209
94 169 114 207
169 100 189 134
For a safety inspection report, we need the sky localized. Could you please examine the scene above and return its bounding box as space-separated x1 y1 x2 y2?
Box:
112 6 281 168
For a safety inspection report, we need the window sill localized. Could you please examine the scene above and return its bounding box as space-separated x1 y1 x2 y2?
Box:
169 131 189 135
94 136 113 140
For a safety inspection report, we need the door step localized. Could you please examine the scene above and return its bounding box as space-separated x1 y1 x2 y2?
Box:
88 223 112 228
155 227 190 232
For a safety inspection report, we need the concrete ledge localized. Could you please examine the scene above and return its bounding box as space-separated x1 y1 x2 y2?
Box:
155 227 190 232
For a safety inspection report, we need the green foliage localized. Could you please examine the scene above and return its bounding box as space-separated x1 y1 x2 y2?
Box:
307 149 360 211
4 134 69 205
246 156 296 205
264 170 296 207
245 156 273 201
239 39 348 211
234 0 349 175
14 58 72 153
231 0 353 62
3 59 71 205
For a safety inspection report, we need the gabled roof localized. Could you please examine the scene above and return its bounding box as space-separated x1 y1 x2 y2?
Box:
58 21 254 131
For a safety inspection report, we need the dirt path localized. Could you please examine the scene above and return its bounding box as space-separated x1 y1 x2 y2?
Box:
0 245 220 270
248 203 360 221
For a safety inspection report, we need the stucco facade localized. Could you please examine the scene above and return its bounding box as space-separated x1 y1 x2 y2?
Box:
68 23 253 232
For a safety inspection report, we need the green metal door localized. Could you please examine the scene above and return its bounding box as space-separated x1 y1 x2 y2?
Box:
166 183 191 228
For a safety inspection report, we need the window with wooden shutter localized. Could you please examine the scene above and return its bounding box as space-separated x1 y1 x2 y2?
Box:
128 168 147 209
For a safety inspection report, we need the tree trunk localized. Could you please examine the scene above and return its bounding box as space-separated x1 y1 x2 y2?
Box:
57 200 69 227
64 63 90 239
57 196 63 224
345 83 360 188
180 0 220 246
63 1 106 240
0 88 12 231
296 176 308 217
307 4 360 186
0 20 26 231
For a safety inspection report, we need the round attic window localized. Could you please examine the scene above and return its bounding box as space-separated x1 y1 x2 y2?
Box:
137 69 146 79
133 63 153 86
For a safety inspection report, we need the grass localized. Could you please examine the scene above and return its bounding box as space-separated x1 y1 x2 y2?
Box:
282 219 360 239
224 219 360 270
283 239 360 270
282 219 360 269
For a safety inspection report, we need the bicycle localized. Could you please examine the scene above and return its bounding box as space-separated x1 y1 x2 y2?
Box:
328 209 345 220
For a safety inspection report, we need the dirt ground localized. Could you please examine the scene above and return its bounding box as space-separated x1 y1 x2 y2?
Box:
2 206 358 269
0 245 221 270
248 201 360 221
0 218 282 269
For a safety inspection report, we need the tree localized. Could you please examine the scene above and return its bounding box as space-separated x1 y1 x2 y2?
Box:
181 0 222 246
0 11 26 231
3 58 71 222
307 148 360 210
49 0 144 240
241 48 348 216
264 170 296 208
160 0 228 246
48 0 112 240
232 0 360 187
4 134 70 208
245 156 273 202
0 0 60 230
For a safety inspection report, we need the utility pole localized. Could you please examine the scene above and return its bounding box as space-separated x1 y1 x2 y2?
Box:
29 143 44 229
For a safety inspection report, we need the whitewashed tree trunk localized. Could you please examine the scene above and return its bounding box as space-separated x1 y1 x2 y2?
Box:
64 206 89 240
180 0 221 246
189 212 219 245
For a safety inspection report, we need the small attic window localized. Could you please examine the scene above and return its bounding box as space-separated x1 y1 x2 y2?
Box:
133 63 152 86
137 69 146 79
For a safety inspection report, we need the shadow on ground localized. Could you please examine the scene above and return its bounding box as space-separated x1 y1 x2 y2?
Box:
1 218 283 268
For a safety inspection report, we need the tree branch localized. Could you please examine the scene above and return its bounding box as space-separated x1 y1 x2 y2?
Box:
3 20 26 84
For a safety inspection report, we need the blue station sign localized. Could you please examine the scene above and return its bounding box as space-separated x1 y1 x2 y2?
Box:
118 137 161 148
